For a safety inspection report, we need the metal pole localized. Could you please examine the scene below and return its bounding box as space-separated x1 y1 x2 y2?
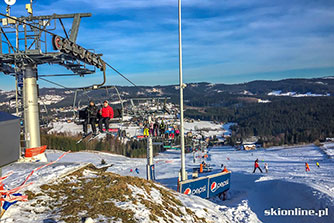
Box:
114 87 124 121
178 0 187 181
14 24 19 117
16 23 19 52
23 64 41 149
147 116 154 180
15 74 19 116
73 90 78 118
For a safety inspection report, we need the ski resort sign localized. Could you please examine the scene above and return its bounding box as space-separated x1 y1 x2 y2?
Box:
208 172 230 197
179 172 231 199
180 177 208 199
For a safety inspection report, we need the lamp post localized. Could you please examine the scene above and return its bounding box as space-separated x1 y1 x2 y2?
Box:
178 0 187 181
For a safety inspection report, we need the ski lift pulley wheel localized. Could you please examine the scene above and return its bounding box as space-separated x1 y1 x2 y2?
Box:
72 43 79 57
63 39 71 54
52 35 63 50
79 46 86 59
85 51 92 63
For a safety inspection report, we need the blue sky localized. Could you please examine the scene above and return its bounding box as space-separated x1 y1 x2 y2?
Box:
0 0 334 90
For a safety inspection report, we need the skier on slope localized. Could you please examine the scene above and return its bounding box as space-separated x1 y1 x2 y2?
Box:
98 100 114 133
135 168 139 174
264 163 269 173
305 162 310 172
82 101 99 136
253 159 263 173
316 162 320 168
222 166 229 173
199 163 203 173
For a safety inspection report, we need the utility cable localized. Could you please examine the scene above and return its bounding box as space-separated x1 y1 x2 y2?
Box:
39 77 70 89
105 62 137 87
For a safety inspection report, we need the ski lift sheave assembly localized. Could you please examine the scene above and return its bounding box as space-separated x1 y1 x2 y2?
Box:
0 0 112 161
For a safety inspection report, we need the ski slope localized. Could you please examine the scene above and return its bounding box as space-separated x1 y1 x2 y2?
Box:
1 144 334 222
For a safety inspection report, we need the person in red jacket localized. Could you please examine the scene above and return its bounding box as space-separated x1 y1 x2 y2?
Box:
253 158 263 173
305 162 310 172
222 166 229 173
98 100 114 133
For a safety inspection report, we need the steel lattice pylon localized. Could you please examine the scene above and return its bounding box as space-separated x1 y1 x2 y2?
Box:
0 1 107 157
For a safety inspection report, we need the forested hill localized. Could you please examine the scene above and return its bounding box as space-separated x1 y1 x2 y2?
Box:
210 77 334 95
128 76 334 96
2 76 334 106
1 76 334 146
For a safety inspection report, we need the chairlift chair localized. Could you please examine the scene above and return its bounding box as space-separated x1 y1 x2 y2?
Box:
72 85 125 125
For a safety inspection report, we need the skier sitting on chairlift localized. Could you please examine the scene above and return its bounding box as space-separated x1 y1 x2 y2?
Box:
160 120 166 137
99 100 114 133
83 101 99 136
153 120 159 137
169 127 175 139
165 127 170 139
149 122 154 136
143 124 149 137
175 127 180 137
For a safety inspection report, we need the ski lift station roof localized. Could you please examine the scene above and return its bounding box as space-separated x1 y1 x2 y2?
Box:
0 112 20 168
0 111 19 122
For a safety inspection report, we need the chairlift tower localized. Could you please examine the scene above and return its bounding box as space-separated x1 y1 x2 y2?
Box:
0 0 106 158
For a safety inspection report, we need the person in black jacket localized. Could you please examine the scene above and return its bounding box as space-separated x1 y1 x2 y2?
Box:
83 101 99 136
159 120 166 137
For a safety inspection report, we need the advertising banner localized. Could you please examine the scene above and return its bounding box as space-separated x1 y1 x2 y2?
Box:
179 172 231 199
180 177 209 199
208 172 231 198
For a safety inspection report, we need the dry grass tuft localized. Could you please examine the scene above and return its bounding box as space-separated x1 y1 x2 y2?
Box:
25 164 207 223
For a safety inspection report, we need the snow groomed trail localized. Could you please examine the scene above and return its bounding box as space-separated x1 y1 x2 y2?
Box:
1 144 333 222
154 145 334 222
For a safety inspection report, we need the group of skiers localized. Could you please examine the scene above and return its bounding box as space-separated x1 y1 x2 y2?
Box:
143 120 161 137
82 100 114 136
130 168 140 174
305 161 320 172
252 159 321 173
220 164 229 173
143 119 180 139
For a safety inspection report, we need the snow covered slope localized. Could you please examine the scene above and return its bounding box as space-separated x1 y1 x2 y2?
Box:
1 144 333 222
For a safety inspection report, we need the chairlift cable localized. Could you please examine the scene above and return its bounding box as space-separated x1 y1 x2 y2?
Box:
105 62 137 87
39 77 71 89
